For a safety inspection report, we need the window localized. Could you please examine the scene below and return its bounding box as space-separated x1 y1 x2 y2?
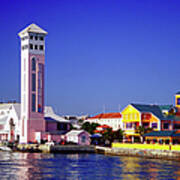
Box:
40 36 44 41
142 122 149 128
177 98 180 105
126 123 133 129
57 123 67 130
32 94 36 112
81 135 86 143
38 63 44 113
163 123 169 130
22 45 28 50
22 36 28 41
24 45 28 49
35 36 38 40
30 44 33 50
151 123 157 129
30 35 33 40
32 58 36 71
35 45 38 50
32 73 36 91
39 45 44 50
174 124 180 129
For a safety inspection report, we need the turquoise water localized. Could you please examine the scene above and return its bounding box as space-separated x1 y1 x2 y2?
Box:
0 152 180 179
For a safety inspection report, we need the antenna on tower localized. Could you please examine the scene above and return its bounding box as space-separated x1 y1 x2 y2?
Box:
103 104 105 113
118 104 121 112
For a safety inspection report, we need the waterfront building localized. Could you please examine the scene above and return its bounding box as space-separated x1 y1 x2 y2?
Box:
85 112 122 131
0 103 70 142
143 130 180 144
65 130 91 145
121 104 171 142
122 92 180 142
0 104 20 141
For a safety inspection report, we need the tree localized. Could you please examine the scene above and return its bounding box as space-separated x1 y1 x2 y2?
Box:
81 122 100 134
135 126 153 143
82 122 91 131
113 129 124 142
102 127 113 145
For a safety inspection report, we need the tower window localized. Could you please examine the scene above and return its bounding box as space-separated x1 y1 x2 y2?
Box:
32 94 36 112
30 35 33 40
30 44 33 50
32 58 36 71
35 45 38 50
40 37 44 41
35 36 38 40
32 73 36 91
22 45 28 50
24 45 28 49
39 45 44 50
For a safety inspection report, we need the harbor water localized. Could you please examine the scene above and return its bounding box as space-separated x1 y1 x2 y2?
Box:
0 152 180 179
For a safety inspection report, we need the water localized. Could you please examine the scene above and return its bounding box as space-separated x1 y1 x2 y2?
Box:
0 152 180 180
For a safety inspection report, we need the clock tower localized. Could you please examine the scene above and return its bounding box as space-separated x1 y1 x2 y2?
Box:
18 24 47 143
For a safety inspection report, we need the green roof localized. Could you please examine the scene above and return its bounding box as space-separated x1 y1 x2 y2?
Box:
131 104 165 120
176 91 180 95
159 105 173 111
143 131 175 137
144 131 180 137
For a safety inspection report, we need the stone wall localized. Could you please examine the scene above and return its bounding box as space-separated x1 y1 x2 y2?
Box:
96 146 180 161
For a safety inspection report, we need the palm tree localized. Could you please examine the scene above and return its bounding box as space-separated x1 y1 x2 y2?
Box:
113 129 124 142
135 126 153 143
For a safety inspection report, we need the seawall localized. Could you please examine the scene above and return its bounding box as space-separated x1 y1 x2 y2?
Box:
95 144 180 161
16 144 95 153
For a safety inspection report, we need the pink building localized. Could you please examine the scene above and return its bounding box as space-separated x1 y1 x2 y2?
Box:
65 130 91 145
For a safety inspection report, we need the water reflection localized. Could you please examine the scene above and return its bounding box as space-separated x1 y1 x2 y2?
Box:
0 152 180 179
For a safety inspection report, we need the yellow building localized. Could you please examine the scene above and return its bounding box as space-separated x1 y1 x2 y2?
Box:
121 103 167 142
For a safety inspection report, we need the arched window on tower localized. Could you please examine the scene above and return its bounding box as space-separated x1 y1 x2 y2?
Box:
32 57 36 71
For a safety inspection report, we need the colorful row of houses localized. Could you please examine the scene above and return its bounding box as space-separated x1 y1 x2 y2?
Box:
85 92 180 144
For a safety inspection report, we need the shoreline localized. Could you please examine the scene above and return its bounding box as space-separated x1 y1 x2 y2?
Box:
95 146 180 161
2 143 180 162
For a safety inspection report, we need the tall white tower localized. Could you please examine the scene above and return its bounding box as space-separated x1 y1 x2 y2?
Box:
18 24 47 143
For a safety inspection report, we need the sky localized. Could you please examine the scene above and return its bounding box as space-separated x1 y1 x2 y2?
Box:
1 0 180 115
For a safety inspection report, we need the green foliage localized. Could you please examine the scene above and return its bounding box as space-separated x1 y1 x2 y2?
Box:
78 119 83 124
81 122 100 134
69 124 73 130
102 128 124 143
135 126 153 136
113 129 124 142
135 126 153 142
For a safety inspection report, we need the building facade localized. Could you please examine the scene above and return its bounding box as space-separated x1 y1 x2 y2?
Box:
85 113 122 131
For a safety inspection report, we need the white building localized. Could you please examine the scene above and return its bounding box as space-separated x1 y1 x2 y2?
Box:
85 112 122 131
0 103 70 142
0 104 20 141
65 130 90 145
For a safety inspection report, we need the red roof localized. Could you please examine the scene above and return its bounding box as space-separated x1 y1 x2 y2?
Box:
97 124 112 129
89 112 122 119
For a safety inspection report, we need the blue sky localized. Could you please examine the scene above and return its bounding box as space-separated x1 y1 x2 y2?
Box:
1 0 180 115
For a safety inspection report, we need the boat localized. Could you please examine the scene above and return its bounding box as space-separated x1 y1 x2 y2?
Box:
0 146 12 152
